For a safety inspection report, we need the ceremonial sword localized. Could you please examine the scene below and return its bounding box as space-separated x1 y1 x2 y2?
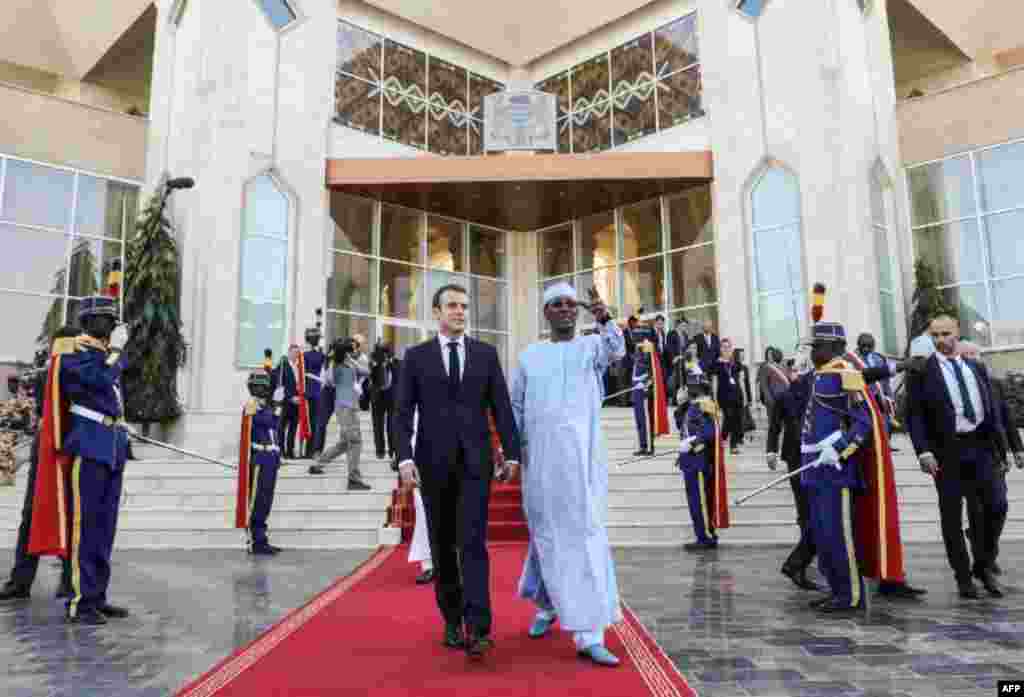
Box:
732 461 816 506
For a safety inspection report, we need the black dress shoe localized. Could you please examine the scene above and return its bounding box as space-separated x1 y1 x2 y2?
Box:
67 608 107 625
817 600 862 613
684 541 718 552
465 633 494 659
308 465 325 475
98 604 130 618
975 569 1003 598
376 451 386 460
781 567 820 591
443 624 465 649
348 479 371 491
0 583 30 601
632 449 648 457
991 561 1003 576
646 448 656 456
808 597 829 608
876 581 927 598
958 580 980 599
250 545 279 556
415 569 435 585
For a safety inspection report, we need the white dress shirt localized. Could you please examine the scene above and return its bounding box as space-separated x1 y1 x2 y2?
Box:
935 353 985 433
438 332 466 376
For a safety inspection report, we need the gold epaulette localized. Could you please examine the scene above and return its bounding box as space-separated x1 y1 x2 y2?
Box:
697 397 717 417
75 335 107 352
244 398 259 417
818 358 865 392
640 340 654 354
52 337 76 355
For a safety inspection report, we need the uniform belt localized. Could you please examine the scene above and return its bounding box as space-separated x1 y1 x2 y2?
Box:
306 374 324 383
70 404 123 428
251 443 280 452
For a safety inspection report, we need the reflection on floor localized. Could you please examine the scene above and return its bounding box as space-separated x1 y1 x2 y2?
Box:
1 542 1022 696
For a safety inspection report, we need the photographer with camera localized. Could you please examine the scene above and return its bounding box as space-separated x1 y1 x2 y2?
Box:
314 335 370 489
369 340 397 461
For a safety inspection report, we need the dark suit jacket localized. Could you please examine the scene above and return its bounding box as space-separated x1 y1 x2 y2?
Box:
906 354 1008 475
666 329 684 361
767 372 811 467
395 336 521 475
273 359 300 400
992 378 1023 457
694 333 720 371
714 360 744 406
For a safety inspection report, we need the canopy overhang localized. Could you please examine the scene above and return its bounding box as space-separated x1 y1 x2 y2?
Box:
325 151 713 231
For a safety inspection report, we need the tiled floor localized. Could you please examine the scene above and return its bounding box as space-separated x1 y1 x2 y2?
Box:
1 542 1020 696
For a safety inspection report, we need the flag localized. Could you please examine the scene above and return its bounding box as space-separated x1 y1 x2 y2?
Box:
235 403 254 529
295 352 311 442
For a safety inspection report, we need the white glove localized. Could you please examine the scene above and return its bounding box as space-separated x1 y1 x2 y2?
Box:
766 452 779 471
108 324 129 352
679 436 696 454
814 444 841 470
272 385 284 402
121 423 138 438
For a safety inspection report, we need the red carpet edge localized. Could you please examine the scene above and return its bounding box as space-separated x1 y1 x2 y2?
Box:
175 546 397 697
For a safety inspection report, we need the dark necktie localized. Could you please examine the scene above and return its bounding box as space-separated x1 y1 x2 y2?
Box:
448 341 461 397
951 359 977 423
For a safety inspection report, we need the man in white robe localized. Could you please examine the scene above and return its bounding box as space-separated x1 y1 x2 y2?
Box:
511 282 626 667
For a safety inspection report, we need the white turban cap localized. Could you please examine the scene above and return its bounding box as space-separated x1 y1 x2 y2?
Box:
543 281 577 307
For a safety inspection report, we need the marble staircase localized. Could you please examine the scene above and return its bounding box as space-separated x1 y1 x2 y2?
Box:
2 407 1021 550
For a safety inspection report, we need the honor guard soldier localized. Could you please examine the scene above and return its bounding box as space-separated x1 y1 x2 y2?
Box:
61 296 132 624
800 319 875 613
302 320 326 460
236 372 282 555
677 366 730 551
630 327 656 456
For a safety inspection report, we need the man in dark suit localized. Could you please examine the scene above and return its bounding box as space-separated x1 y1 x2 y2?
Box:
907 315 1009 599
666 318 686 404
693 319 720 372
394 283 521 659
273 345 301 460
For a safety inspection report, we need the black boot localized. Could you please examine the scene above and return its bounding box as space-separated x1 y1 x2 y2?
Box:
0 582 30 601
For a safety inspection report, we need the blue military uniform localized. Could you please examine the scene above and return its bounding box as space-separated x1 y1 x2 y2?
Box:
246 398 281 551
631 327 656 454
677 391 720 547
800 322 875 610
61 297 129 620
302 346 325 457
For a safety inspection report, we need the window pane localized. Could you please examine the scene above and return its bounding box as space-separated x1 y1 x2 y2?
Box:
875 224 894 291
536 71 569 119
576 267 616 324
2 159 74 230
751 167 800 228
238 300 286 367
669 304 717 343
753 223 802 293
380 261 423 321
977 140 1024 213
983 209 1024 279
382 90 426 150
570 54 610 114
474 330 506 368
667 184 712 249
570 103 611 153
244 176 288 239
329 192 374 254
472 277 506 331
427 109 468 157
428 57 468 114
335 74 382 136
655 13 699 76
380 323 421 360
469 73 503 119
0 291 63 364
383 40 426 97
75 176 137 240
622 198 662 260
879 291 899 355
327 252 374 313
538 224 573 278
68 237 122 300
655 65 704 131
621 256 666 316
942 284 991 347
240 236 287 303
912 220 983 285
669 244 716 308
427 215 463 271
337 21 382 83
991 277 1024 347
907 156 975 227
0 224 69 294
469 225 505 278
326 312 375 348
380 205 422 263
577 211 615 271
256 0 295 29
758 293 802 355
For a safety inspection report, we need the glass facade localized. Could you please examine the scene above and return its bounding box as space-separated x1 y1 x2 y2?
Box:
538 184 717 334
907 138 1024 348
327 193 509 364
750 167 804 355
870 174 899 354
535 12 703 154
335 21 504 155
0 154 138 374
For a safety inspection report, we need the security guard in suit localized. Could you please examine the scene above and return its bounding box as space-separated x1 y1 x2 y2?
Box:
631 327 656 456
302 325 326 459
240 372 282 555
677 368 719 550
62 296 132 625
800 321 875 612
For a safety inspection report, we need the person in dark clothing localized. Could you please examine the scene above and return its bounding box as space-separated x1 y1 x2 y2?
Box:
369 342 397 460
733 348 753 440
0 328 77 602
713 338 745 454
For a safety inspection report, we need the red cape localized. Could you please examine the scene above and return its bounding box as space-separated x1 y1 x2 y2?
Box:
650 349 670 437
27 354 71 558
845 351 906 582
711 407 730 529
235 406 254 529
296 353 311 442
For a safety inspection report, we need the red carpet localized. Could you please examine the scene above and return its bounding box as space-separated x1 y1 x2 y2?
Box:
176 543 695 697
389 480 529 543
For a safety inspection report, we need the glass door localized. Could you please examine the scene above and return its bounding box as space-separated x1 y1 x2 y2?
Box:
378 317 428 360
